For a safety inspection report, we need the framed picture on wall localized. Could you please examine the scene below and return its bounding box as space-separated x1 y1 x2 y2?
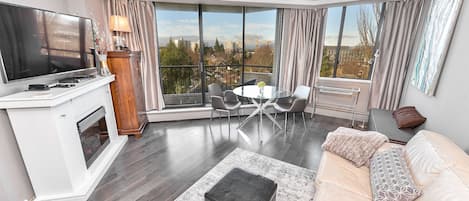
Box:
411 0 463 96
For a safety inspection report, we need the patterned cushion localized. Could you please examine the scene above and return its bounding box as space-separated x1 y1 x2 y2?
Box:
322 127 389 167
370 148 421 201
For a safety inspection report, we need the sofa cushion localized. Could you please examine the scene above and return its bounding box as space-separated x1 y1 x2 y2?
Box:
376 142 404 153
405 132 450 187
322 127 389 167
316 151 372 199
416 170 469 201
423 131 469 173
314 182 370 201
370 148 421 201
405 130 469 187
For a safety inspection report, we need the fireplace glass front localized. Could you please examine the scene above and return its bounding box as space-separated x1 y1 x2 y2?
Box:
77 107 110 168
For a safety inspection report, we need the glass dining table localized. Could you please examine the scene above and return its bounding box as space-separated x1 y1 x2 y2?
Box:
233 85 292 140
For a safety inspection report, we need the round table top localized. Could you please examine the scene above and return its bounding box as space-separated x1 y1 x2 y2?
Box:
233 85 291 100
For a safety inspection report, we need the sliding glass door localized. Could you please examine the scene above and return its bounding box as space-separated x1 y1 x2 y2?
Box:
156 4 203 107
202 5 243 100
244 8 277 85
156 3 277 108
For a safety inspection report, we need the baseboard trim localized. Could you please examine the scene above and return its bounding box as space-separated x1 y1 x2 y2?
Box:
147 105 369 123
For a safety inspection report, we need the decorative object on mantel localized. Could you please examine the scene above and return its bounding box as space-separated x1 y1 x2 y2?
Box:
98 54 111 76
411 0 463 96
107 51 148 138
92 20 110 76
109 15 131 50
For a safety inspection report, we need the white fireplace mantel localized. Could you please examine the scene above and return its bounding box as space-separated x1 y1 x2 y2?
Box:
0 75 127 201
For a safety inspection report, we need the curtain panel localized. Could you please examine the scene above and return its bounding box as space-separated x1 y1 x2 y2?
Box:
278 8 327 104
108 0 165 111
369 0 427 110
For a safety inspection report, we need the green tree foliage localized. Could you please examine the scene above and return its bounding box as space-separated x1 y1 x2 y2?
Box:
320 54 333 77
160 40 198 95
160 40 192 66
213 38 225 53
245 45 273 66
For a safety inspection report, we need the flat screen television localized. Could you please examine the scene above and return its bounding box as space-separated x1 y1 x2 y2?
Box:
0 3 95 83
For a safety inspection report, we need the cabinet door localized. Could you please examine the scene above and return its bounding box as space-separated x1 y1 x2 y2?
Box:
129 54 148 126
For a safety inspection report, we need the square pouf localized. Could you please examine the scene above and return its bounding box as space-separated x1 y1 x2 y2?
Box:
205 168 277 201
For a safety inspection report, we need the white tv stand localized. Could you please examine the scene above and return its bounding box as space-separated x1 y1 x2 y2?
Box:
0 75 127 201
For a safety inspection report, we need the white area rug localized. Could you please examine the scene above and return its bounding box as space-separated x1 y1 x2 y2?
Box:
175 148 316 201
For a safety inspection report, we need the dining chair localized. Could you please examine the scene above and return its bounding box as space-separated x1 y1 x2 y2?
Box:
208 83 241 129
274 85 311 130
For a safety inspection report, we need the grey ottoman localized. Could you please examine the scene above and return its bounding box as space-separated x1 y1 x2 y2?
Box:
205 168 277 201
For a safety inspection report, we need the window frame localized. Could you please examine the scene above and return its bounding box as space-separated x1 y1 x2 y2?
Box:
323 3 386 80
155 3 279 108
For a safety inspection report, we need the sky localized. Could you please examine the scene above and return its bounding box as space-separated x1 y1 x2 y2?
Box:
156 6 276 48
325 4 379 46
156 4 379 48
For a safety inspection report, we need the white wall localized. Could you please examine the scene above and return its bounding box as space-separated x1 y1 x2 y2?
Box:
0 0 108 200
401 1 469 152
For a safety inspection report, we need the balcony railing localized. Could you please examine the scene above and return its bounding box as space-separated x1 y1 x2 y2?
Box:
160 64 273 106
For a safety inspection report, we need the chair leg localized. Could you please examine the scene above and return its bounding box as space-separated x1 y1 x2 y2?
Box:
293 113 296 125
237 109 241 122
302 112 307 130
210 110 214 122
284 112 288 131
228 111 231 133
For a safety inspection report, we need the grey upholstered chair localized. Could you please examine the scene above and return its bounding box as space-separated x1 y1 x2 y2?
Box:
274 85 311 130
208 83 241 128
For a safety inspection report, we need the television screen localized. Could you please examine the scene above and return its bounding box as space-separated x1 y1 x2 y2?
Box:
0 3 95 82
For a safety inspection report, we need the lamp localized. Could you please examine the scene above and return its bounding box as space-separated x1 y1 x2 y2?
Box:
109 15 131 50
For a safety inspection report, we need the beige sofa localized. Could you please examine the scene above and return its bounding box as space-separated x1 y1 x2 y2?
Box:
314 130 469 201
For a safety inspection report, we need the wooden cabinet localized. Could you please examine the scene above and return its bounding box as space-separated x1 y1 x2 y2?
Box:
107 51 148 138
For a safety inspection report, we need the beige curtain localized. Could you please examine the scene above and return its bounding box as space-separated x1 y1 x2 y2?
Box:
369 0 427 110
278 8 327 104
109 0 165 110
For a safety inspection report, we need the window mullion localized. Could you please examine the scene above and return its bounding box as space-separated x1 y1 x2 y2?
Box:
198 4 206 105
333 6 347 78
241 7 246 85
368 3 386 80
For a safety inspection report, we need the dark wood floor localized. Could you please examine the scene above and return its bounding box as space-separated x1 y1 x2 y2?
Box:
88 114 351 201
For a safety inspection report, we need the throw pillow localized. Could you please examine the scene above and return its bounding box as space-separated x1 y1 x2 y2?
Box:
370 148 421 201
392 106 426 129
322 127 389 167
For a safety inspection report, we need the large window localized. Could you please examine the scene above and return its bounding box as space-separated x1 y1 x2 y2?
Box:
202 6 243 92
244 8 277 85
156 3 277 107
156 4 202 106
321 4 383 80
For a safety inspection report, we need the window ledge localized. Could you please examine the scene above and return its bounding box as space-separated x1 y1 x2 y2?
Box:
318 77 372 84
147 104 256 114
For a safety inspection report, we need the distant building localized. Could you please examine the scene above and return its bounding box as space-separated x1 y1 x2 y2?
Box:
224 41 236 54
191 41 199 52
173 38 191 49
